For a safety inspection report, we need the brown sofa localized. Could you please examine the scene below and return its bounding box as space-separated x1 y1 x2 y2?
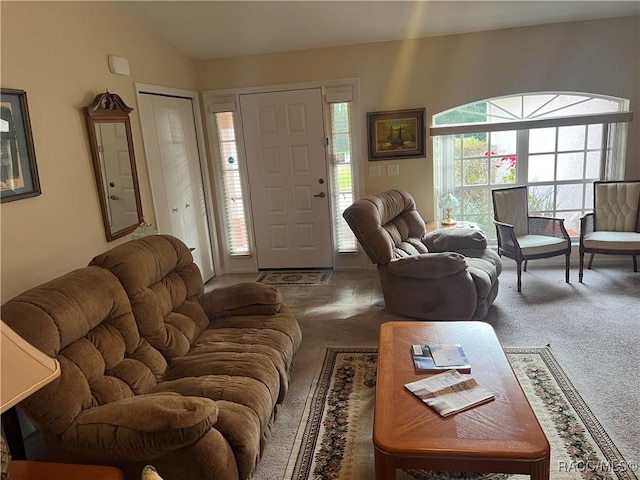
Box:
1 235 302 480
343 189 502 320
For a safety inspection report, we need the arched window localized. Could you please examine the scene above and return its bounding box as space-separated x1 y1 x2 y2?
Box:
431 92 633 240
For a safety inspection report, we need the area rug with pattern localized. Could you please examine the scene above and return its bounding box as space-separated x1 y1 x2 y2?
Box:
255 270 332 286
285 347 637 480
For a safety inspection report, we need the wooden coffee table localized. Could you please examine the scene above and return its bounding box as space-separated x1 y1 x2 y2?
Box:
8 461 124 480
374 321 550 480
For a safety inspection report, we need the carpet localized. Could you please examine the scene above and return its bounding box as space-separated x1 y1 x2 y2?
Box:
255 270 332 286
285 347 637 480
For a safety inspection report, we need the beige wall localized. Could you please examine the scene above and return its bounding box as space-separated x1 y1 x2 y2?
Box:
1 7 638 300
0 2 197 302
197 16 640 218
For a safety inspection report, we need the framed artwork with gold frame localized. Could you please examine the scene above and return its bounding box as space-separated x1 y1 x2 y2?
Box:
367 108 425 161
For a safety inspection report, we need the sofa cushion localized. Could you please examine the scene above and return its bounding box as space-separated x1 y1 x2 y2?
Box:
150 377 272 479
1 267 163 436
197 312 301 365
201 282 283 319
164 351 281 407
194 312 301 399
90 236 210 360
516 234 568 256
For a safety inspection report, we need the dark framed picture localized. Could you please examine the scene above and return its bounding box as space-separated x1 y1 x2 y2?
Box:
1 88 41 203
367 108 426 161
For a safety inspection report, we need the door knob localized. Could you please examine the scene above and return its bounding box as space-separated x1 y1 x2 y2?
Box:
109 195 120 200
314 192 326 198
172 207 178 212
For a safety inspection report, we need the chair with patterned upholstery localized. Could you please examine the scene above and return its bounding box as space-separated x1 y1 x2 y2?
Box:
492 185 571 292
579 180 640 282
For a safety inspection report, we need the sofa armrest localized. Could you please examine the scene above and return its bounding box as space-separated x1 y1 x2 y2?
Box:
200 282 283 320
61 393 217 461
386 252 467 280
423 228 488 253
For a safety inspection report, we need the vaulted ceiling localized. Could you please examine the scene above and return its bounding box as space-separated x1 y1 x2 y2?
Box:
116 1 640 60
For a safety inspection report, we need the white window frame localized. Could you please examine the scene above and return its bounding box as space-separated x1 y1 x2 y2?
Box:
431 92 632 241
205 94 257 273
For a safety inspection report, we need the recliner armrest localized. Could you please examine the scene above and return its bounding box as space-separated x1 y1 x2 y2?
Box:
386 252 467 280
61 393 217 460
200 282 283 319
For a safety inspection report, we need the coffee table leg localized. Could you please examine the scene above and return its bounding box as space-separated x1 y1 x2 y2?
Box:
531 457 551 480
374 448 396 480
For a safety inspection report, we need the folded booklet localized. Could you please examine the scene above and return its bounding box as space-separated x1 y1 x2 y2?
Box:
411 343 471 373
404 369 494 417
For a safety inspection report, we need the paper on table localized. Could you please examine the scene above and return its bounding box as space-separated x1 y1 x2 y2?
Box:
429 343 466 367
404 369 495 417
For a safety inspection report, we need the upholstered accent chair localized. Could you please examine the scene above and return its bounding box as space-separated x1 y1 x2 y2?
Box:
492 185 571 292
579 180 640 282
343 189 502 320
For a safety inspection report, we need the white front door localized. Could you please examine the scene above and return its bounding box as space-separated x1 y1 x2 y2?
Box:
240 89 332 269
138 93 215 280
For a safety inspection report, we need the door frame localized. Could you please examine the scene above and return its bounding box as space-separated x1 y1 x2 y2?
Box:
203 78 363 274
134 83 222 277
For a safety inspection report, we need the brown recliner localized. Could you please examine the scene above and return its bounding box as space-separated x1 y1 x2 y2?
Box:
1 235 302 480
343 189 502 320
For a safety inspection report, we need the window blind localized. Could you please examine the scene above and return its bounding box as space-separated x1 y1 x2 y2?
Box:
328 102 358 253
214 112 250 256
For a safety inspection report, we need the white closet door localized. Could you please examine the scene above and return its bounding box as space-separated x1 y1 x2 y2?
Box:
138 93 214 280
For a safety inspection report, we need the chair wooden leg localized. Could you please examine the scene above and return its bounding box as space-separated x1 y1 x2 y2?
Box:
523 260 528 272
588 253 595 269
516 261 522 292
565 254 570 283
579 252 585 283
633 255 638 272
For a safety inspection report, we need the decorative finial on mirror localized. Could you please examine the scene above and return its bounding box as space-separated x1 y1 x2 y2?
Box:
86 90 133 115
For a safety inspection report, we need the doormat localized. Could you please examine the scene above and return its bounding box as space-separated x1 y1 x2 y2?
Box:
255 270 332 286
285 346 636 480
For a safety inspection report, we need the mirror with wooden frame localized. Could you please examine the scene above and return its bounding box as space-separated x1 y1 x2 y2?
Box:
83 91 143 241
